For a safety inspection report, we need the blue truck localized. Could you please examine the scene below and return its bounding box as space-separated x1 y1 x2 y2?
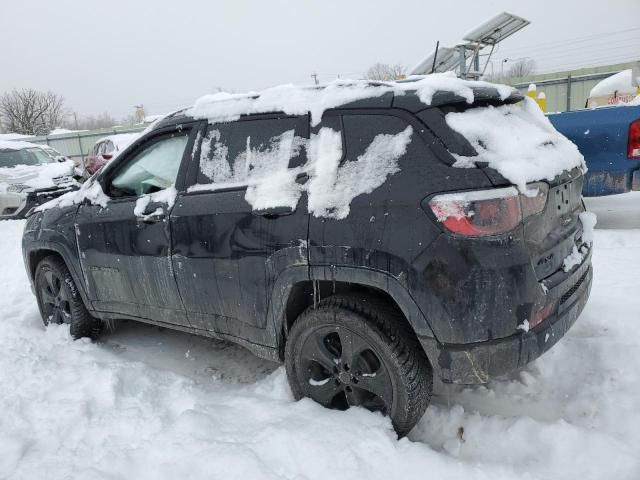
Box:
549 104 640 196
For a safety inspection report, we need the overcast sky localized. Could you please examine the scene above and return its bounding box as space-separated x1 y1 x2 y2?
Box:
1 0 638 120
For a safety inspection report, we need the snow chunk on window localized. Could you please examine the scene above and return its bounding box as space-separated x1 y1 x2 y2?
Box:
36 179 109 212
445 98 586 192
192 129 306 210
308 126 413 219
134 185 177 217
189 125 413 218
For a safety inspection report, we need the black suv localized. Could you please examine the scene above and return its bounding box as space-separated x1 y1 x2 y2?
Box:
22 84 592 435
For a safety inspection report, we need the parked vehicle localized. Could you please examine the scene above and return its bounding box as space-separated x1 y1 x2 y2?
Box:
0 141 78 219
22 80 592 435
83 133 140 177
549 104 640 196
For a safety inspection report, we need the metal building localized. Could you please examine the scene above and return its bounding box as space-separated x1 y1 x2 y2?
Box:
510 60 640 113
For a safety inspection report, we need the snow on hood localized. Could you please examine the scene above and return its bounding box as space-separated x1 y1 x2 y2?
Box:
445 97 586 192
0 160 76 192
36 178 109 212
187 73 517 126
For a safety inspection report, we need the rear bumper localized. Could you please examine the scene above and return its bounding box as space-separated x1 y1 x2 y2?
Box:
420 250 592 384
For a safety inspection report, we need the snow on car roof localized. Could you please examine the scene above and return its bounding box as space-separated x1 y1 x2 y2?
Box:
187 73 517 126
0 140 43 151
96 132 142 151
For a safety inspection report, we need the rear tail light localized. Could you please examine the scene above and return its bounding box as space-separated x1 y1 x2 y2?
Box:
628 119 640 159
427 183 548 237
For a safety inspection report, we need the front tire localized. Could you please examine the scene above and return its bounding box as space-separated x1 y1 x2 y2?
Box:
285 293 432 436
34 256 103 340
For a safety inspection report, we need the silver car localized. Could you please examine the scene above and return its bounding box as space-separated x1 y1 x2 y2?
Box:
0 141 78 219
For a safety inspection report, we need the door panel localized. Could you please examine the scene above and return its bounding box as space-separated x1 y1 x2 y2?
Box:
171 191 309 344
76 200 188 326
171 115 310 345
76 128 195 326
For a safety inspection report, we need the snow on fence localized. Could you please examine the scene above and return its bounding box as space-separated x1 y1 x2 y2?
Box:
16 126 146 162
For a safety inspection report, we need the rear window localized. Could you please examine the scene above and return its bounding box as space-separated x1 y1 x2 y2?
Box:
443 98 585 191
342 114 411 164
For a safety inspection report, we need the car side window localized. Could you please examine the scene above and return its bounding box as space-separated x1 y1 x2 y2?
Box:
341 115 410 163
196 117 306 186
109 133 188 197
105 141 115 153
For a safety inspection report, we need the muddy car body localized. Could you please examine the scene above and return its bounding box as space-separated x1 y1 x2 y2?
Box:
22 80 592 434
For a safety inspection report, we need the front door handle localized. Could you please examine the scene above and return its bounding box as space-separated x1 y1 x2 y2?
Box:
138 207 166 223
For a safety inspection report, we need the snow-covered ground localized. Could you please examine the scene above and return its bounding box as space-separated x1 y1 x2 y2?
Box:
1 199 639 479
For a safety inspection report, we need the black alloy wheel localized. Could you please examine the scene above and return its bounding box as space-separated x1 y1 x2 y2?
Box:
285 293 432 436
38 268 72 326
297 325 393 412
34 256 103 340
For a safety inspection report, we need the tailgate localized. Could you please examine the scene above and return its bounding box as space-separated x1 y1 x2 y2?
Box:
523 169 585 280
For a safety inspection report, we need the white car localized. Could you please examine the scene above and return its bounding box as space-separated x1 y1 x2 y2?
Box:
0 140 78 219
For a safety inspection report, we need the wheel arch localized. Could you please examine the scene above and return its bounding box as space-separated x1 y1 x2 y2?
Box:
270 265 438 361
26 244 93 311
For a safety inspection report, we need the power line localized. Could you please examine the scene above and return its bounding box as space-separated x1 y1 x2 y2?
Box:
499 27 640 56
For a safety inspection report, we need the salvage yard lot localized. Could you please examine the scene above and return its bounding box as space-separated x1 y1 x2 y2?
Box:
1 197 639 479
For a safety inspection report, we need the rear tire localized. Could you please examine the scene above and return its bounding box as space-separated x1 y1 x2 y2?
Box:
285 293 432 436
34 256 103 340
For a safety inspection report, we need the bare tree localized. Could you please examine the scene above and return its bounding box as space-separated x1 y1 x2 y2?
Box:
364 63 407 81
506 59 536 79
0 89 65 135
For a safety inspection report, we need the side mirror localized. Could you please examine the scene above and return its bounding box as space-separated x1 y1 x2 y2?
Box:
57 156 67 163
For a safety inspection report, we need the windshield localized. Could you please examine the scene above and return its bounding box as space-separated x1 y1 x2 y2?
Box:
0 148 54 168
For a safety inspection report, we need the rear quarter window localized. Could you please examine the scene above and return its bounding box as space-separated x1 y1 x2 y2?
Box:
342 114 412 163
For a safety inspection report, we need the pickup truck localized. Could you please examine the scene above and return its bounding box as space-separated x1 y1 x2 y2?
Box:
548 104 640 196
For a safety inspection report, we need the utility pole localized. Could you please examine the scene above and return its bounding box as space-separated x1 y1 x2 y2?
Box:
73 112 79 130
311 72 319 85
133 104 145 124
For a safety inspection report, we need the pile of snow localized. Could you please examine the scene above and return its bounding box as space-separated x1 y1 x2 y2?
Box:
562 212 598 272
191 126 413 219
133 185 177 217
589 69 638 97
188 73 516 127
0 139 41 150
48 128 88 136
445 98 586 192
1 216 640 479
0 133 33 141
